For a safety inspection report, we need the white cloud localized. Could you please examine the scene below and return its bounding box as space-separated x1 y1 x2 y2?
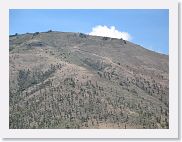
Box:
89 25 131 40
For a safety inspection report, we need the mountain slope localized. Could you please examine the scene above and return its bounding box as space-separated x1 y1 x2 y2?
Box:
9 31 169 129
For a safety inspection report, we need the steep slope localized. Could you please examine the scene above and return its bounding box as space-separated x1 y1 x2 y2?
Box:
9 31 169 129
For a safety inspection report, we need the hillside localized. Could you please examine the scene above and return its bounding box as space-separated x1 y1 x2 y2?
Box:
9 31 169 129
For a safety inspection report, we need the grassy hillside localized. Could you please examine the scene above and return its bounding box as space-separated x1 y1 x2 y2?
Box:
9 31 169 129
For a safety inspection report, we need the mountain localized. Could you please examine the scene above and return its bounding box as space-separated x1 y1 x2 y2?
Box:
9 31 169 129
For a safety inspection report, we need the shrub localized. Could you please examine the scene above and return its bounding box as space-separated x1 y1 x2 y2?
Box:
33 32 39 36
47 30 52 33
79 33 87 38
102 37 109 40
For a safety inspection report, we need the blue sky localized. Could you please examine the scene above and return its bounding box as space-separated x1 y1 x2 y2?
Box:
9 9 169 54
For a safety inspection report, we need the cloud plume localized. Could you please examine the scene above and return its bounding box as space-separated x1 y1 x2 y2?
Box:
89 25 131 40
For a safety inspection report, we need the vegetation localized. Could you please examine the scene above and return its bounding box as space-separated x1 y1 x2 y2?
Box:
9 31 169 129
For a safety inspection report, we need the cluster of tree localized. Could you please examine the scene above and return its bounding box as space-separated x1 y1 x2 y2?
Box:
10 69 168 129
96 64 168 108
